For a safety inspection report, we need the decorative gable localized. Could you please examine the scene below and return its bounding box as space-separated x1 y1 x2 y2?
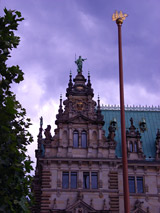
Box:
66 199 96 213
126 118 144 159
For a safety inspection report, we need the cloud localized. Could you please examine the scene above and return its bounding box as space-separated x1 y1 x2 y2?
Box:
1 0 160 172
27 98 59 174
93 78 160 107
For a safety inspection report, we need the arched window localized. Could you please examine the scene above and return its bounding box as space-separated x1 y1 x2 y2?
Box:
134 142 138 152
73 130 79 148
129 142 133 152
81 131 87 148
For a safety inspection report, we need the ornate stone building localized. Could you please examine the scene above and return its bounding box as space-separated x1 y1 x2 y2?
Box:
33 59 160 213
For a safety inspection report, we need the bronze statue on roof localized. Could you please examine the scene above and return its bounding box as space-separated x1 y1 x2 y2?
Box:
75 56 87 73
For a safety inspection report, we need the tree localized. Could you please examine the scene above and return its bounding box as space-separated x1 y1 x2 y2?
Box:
0 8 33 212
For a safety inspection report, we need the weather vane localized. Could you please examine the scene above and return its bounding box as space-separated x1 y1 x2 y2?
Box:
112 10 128 24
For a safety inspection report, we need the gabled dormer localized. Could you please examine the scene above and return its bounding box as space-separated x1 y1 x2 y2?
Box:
156 129 160 160
126 117 144 159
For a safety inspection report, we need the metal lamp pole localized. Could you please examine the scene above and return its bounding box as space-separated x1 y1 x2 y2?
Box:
112 11 130 213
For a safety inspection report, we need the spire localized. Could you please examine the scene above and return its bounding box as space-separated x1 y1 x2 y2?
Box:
38 116 43 139
58 94 63 115
87 71 91 88
69 70 73 88
97 95 100 110
66 71 73 96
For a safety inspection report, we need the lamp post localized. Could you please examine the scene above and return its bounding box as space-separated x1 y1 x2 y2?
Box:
112 11 130 213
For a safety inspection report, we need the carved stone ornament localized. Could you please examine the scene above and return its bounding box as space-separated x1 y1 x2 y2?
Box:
103 199 107 210
52 198 57 209
132 199 149 213
44 125 52 141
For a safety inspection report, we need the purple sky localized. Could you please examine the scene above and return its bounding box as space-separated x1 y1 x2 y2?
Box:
1 0 160 169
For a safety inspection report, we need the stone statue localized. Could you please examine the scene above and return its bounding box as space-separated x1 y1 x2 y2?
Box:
52 198 57 209
103 199 107 210
108 125 115 141
90 198 93 207
40 116 43 128
130 117 133 126
75 56 87 73
134 199 143 209
66 198 70 208
44 125 52 140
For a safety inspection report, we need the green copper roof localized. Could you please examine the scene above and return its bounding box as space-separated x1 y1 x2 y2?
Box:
101 108 160 160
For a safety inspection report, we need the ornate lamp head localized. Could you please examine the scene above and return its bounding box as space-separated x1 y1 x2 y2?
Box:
112 10 128 25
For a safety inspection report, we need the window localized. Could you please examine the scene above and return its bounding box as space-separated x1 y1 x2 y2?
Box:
71 172 77 189
91 172 98 189
81 131 87 148
73 131 79 148
62 172 77 189
134 142 138 152
83 172 98 189
129 142 133 152
129 176 135 193
62 172 69 189
128 176 144 193
83 172 90 189
73 130 87 148
137 177 143 193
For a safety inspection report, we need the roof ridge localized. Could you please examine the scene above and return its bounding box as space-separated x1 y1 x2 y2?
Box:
101 104 160 111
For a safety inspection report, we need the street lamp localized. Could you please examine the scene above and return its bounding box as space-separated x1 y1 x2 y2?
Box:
112 11 130 213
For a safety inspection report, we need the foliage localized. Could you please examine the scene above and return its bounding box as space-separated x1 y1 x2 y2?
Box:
0 8 33 212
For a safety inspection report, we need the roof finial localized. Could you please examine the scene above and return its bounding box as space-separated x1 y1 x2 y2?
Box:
58 94 63 115
68 71 73 88
97 94 100 109
69 70 72 81
87 71 91 88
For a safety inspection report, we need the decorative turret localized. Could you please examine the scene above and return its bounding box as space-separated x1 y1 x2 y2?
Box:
126 117 141 139
126 117 144 159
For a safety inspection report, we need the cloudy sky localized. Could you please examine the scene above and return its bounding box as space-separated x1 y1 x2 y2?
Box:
1 0 160 170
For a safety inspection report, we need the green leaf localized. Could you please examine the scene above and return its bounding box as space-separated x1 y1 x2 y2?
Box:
0 8 33 212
